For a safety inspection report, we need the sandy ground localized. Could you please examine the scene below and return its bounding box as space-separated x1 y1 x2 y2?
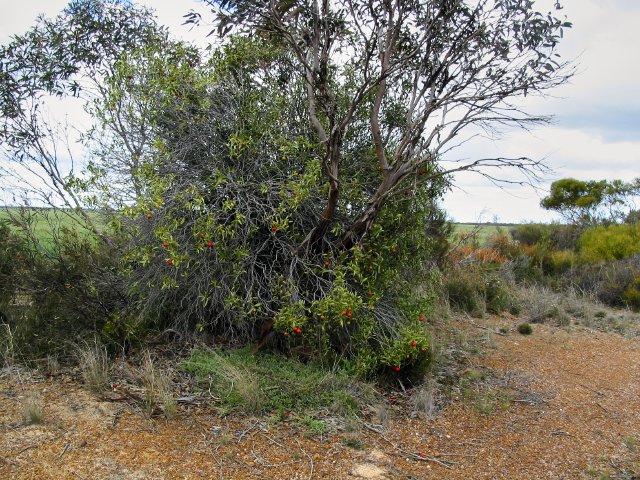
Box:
1 316 638 479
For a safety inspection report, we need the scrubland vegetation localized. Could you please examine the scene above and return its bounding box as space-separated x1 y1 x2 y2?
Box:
0 1 638 437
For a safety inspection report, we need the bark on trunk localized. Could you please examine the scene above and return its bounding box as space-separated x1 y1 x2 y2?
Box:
339 173 397 250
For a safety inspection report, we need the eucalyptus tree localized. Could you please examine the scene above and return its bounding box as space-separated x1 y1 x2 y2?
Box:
188 0 573 251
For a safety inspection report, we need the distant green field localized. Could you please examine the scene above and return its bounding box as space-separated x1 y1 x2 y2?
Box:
0 207 98 248
452 223 515 245
1 207 516 249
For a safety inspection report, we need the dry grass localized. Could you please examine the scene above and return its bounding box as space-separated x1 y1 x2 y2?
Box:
411 379 437 419
516 284 640 335
0 322 16 368
140 351 177 419
77 340 110 393
21 393 44 425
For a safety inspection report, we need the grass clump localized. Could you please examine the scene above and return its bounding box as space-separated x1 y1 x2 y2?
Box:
78 340 110 393
183 347 376 418
21 394 44 425
517 323 533 335
140 352 177 419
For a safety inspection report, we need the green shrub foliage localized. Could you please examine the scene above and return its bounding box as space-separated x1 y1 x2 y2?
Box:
578 224 640 263
106 38 445 376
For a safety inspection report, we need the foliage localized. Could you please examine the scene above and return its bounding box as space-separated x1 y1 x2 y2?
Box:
442 263 518 317
0 0 164 226
189 0 573 248
183 348 377 416
541 178 640 226
509 222 578 250
0 211 125 358
517 323 533 335
578 224 640 263
0 0 575 379
104 37 442 375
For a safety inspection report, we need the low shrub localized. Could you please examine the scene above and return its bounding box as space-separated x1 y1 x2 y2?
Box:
517 323 533 335
578 224 640 263
442 265 519 316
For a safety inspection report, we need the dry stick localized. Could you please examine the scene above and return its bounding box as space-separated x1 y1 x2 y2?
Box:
466 318 507 336
13 444 37 456
237 421 261 443
260 433 288 450
356 416 452 469
295 439 315 480
578 383 605 397
58 442 72 458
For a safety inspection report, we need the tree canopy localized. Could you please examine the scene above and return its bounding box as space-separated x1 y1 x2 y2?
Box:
541 178 640 226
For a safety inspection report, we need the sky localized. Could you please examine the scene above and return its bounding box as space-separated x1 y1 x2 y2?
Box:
1 0 638 223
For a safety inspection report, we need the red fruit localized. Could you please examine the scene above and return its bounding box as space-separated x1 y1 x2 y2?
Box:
419 315 425 322
167 259 174 266
347 312 352 318
162 242 169 248
341 310 347 316
411 341 417 347
271 226 278 232
207 241 214 248
324 261 331 267
393 366 401 372
146 213 153 219
367 291 373 296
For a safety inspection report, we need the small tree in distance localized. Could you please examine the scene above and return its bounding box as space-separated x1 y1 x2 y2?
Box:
541 178 640 226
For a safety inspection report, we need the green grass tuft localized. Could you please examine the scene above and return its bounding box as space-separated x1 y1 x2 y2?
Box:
182 347 376 417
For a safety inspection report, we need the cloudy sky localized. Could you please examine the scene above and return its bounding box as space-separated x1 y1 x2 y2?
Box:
1 0 638 223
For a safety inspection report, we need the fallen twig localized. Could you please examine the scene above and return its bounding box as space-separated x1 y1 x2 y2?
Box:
465 315 507 336
356 416 452 468
58 442 72 458
237 420 260 443
295 439 314 480
578 383 605 397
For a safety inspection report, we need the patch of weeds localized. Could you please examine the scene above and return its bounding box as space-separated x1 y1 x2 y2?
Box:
411 380 437 419
517 323 533 335
21 393 44 425
458 366 513 416
367 403 389 427
342 437 364 450
623 436 637 451
140 352 177 419
182 348 377 418
302 416 327 434
77 340 110 393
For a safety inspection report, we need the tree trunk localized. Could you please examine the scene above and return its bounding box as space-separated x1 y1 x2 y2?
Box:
339 173 397 250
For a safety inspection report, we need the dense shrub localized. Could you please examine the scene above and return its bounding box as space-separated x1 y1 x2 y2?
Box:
517 323 533 335
510 222 578 250
563 255 640 310
443 264 518 316
0 216 125 358
104 38 447 378
578 224 640 263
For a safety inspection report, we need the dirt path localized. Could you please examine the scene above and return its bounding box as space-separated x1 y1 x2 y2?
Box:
1 318 639 479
